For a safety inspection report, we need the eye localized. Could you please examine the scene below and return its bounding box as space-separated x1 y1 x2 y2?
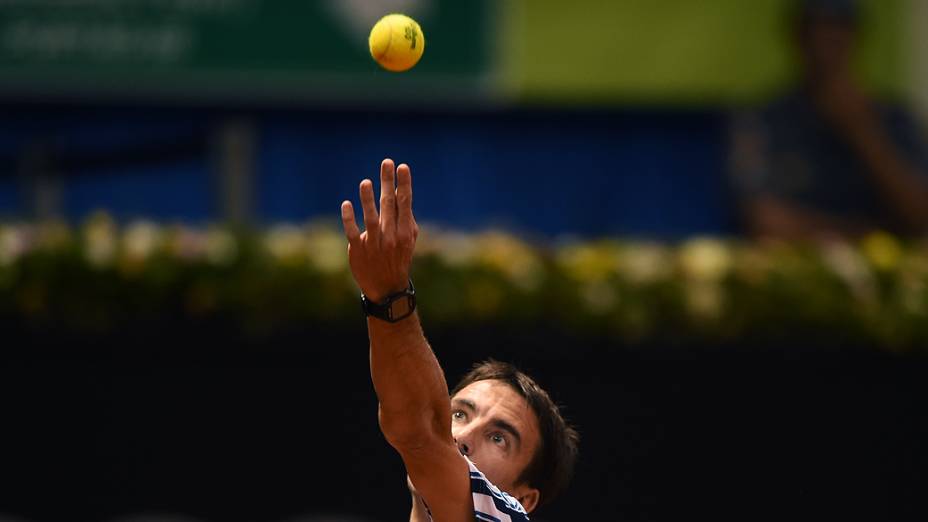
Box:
491 433 506 446
452 410 467 421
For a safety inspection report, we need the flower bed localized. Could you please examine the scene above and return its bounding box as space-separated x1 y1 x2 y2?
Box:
1 215 926 349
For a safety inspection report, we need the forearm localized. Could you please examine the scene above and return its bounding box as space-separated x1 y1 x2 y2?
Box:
847 122 928 233
747 197 869 241
369 313 451 447
342 160 472 519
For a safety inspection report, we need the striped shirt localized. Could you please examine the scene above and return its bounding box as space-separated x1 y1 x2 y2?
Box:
420 458 530 522
466 458 530 522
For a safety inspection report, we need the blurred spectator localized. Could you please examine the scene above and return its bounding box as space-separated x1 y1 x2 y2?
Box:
731 0 928 240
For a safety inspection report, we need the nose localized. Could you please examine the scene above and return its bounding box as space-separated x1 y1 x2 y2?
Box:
452 424 476 456
455 438 470 456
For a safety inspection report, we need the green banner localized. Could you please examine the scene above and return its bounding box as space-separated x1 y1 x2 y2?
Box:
502 0 906 105
0 0 910 106
0 0 497 103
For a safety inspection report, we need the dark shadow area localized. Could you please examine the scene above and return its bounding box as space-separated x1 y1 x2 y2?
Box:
1 321 924 521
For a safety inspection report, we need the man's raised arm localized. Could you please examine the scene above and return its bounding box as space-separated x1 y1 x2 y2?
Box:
340 159 470 521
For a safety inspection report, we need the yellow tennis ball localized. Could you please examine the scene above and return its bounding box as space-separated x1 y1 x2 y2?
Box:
369 14 425 72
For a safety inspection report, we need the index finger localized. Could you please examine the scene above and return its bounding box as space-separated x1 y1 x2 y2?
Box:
341 200 361 246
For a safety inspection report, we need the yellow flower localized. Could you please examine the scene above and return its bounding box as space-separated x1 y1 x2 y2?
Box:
83 213 117 268
205 227 238 266
862 232 902 272
477 232 543 291
557 242 620 283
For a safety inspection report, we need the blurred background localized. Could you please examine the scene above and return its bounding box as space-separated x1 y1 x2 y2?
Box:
1 0 926 520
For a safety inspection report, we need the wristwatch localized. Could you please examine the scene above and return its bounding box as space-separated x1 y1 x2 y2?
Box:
361 280 416 323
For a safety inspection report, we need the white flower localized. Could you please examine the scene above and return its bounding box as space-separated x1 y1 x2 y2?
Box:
820 241 875 302
123 221 162 262
0 225 29 266
679 238 732 281
265 225 308 263
306 225 347 274
620 243 672 285
435 231 479 267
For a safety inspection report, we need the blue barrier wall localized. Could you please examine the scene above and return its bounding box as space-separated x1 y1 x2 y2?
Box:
0 107 736 238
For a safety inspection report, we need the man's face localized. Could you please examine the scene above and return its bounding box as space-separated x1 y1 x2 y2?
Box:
798 16 857 80
450 380 542 509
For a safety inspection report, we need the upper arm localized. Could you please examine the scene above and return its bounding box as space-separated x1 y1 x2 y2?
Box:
398 435 472 522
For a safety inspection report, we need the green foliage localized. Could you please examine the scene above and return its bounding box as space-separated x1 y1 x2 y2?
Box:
1 217 926 349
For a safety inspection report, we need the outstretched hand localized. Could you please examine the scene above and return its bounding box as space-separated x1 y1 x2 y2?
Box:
341 159 419 303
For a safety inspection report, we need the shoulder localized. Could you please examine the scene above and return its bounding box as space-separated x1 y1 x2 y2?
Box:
467 459 531 522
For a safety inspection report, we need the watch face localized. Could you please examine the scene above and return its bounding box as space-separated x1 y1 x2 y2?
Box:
389 296 412 319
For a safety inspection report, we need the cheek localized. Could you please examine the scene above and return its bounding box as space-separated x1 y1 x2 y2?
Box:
481 459 520 493
482 450 514 476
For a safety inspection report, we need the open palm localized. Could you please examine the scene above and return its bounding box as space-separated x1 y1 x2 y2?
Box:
341 159 419 303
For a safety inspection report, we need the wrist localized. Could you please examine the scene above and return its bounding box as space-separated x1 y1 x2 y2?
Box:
362 280 417 323
364 284 408 304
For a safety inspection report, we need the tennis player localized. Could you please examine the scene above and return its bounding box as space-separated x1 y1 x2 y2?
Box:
340 159 578 521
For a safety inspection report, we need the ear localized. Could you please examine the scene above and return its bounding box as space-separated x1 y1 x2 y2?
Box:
513 485 540 513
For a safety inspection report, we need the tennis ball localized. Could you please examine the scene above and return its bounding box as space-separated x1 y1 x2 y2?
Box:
369 14 425 72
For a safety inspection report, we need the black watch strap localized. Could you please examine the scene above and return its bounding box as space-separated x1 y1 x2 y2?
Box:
361 280 416 323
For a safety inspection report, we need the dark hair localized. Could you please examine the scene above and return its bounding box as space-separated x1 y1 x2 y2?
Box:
794 0 860 29
450 360 579 507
